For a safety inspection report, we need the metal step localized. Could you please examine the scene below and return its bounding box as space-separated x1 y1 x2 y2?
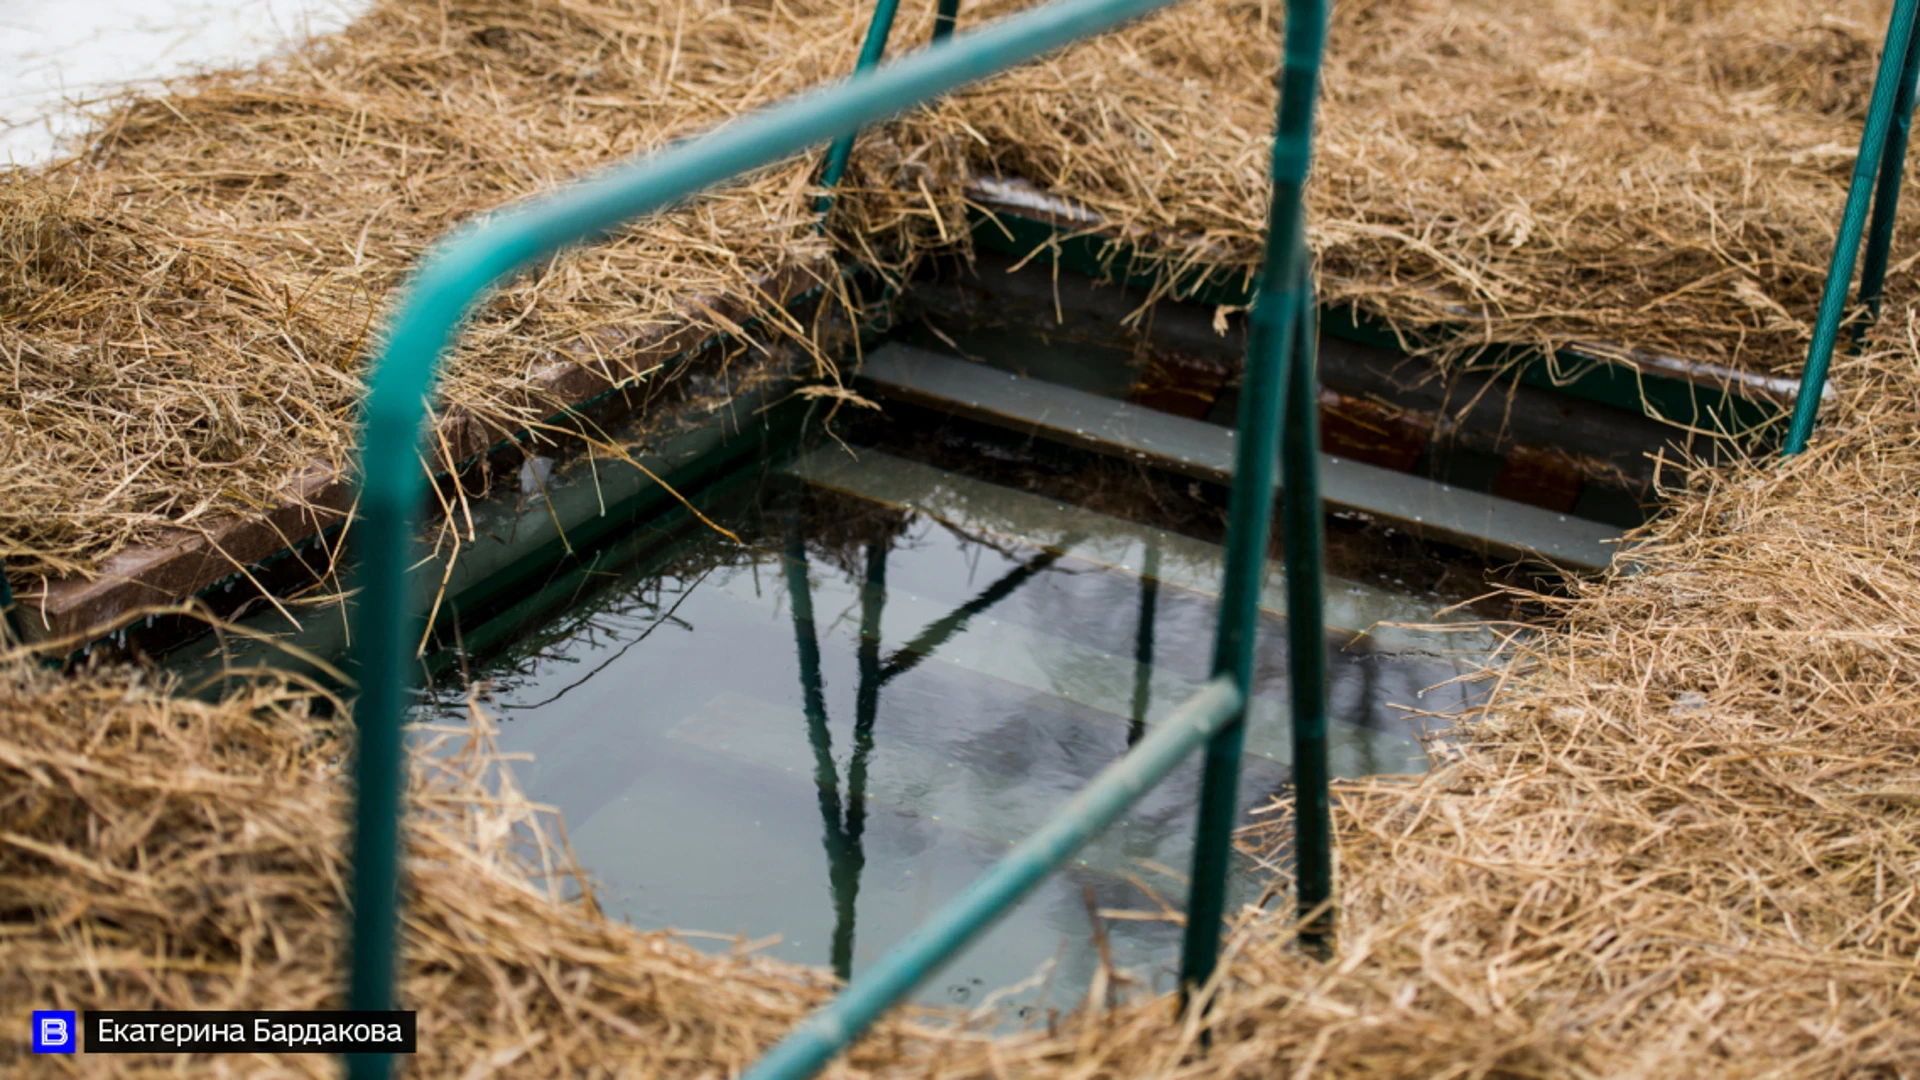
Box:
785 445 1489 655
717 564 1438 776
854 343 1618 571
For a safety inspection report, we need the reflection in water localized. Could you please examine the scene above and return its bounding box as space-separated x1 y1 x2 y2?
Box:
427 466 1489 1014
877 542 1072 686
782 523 859 980
1128 545 1161 747
784 514 1091 981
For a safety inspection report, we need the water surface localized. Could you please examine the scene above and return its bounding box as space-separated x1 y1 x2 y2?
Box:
423 445 1488 1012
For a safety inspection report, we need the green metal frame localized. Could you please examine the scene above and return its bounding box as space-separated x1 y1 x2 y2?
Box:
342 0 1333 1077
1785 0 1920 454
0 564 20 646
933 0 962 42
821 0 964 216
1178 0 1327 993
968 209 1786 438
816 0 904 212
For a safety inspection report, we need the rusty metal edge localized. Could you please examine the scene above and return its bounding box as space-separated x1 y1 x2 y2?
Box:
17 259 834 644
963 175 1804 409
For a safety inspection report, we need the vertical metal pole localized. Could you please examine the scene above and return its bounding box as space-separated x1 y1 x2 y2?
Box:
346 495 410 1080
1178 0 1328 998
1279 277 1332 949
817 0 906 214
1127 544 1161 747
932 0 962 43
1858 14 1920 329
0 560 21 646
1784 0 1920 455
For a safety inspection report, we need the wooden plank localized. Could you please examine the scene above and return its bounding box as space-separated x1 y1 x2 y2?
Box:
855 343 1619 572
15 259 832 644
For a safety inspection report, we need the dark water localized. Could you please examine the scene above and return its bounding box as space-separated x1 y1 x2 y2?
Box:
421 444 1489 1015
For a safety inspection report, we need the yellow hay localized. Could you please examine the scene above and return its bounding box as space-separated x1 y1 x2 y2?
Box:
867 0 1916 378
2 2 1917 1074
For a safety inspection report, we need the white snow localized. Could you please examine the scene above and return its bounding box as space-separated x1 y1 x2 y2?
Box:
0 0 372 166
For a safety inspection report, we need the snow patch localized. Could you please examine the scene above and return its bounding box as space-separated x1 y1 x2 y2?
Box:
0 0 372 165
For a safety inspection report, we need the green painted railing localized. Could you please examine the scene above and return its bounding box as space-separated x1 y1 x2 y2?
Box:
0 564 20 646
342 0 1331 1077
815 0 904 212
1785 0 1920 454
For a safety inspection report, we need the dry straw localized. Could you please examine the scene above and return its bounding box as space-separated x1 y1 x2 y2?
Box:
6 0 1917 581
0 0 882 581
941 319 1920 1076
0 660 929 1076
4 1 1920 1073
5 322 1918 1074
863 0 1917 376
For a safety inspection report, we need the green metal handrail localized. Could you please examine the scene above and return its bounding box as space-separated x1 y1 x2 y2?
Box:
1785 0 1920 454
815 0 904 211
933 0 962 43
342 0 1331 1076
819 0 963 219
744 678 1244 1080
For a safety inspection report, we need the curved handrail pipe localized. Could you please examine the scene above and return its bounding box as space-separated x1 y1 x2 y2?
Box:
345 2 1336 1078
345 0 1209 1074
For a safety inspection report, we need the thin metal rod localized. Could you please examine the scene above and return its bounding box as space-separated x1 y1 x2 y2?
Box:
1127 543 1161 747
1858 13 1920 330
817 0 906 213
346 2 1199 1071
740 677 1244 1080
933 0 962 42
1178 0 1327 999
1280 276 1332 946
0 560 20 646
345 503 407 1080
1783 0 1920 455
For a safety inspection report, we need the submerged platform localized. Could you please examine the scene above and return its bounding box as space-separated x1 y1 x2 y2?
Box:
387 413 1495 1014
856 343 1620 572
787 445 1487 655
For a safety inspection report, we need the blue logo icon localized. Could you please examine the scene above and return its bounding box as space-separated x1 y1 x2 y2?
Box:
32 1011 75 1053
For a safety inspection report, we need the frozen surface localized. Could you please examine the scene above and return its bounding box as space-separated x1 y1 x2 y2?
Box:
0 0 372 165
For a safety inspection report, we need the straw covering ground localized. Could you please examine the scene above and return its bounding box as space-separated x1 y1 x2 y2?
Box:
5 328 1919 1074
876 0 1920 377
4 0 1920 1074
0 0 873 581
4 0 1917 582
0 671 876 1076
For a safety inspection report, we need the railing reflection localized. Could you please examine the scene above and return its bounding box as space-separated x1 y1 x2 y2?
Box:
778 508 1077 984
1127 544 1161 746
